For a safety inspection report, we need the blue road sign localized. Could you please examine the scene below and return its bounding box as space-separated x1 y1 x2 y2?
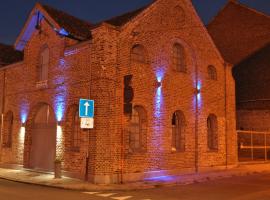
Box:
79 99 94 118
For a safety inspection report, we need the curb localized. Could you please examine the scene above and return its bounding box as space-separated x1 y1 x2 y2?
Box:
0 168 269 192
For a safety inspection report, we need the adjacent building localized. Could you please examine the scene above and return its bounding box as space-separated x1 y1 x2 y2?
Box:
208 0 270 131
208 0 270 161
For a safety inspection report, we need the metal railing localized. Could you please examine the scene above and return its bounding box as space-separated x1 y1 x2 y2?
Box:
237 130 270 162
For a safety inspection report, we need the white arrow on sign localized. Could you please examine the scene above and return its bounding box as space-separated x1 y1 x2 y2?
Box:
84 102 90 116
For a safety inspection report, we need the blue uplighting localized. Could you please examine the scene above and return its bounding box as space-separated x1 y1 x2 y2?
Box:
156 69 165 83
197 81 201 91
55 94 66 122
20 113 27 124
154 68 165 119
150 68 166 169
155 87 163 118
53 59 68 122
144 175 175 182
20 101 29 123
195 80 202 108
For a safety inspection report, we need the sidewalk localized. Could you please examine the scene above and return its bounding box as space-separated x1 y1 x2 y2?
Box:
0 163 270 191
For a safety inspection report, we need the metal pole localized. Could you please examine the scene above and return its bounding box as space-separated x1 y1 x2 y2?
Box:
0 70 6 161
85 44 93 181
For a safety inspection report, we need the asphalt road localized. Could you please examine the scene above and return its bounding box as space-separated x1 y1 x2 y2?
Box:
1 173 270 200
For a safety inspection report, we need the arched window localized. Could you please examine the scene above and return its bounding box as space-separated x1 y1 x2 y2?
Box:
172 111 186 152
71 108 81 151
129 106 147 152
131 44 147 63
207 114 218 151
208 65 217 80
39 46 49 81
3 111 13 148
173 43 186 72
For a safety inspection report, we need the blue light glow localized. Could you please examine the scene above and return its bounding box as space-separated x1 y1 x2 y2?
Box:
156 69 165 83
64 49 79 56
194 80 202 108
54 93 66 122
155 87 163 118
59 28 69 36
154 68 164 117
197 81 201 91
20 101 29 123
21 113 27 124
144 175 175 182
149 68 166 169
53 59 68 122
154 68 165 118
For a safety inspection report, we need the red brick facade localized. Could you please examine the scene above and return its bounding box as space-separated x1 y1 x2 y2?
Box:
0 0 237 184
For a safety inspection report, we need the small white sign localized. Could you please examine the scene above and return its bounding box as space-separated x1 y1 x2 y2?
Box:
80 118 94 129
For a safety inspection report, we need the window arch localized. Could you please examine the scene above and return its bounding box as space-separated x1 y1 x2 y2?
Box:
129 106 147 152
207 114 218 151
208 65 217 80
172 111 186 152
173 43 186 72
39 46 49 81
3 111 13 148
131 44 147 63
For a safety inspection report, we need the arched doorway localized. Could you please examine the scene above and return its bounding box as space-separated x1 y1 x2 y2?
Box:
30 104 56 171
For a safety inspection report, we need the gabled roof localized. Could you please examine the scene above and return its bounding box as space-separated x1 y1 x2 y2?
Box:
0 43 23 67
15 2 94 50
42 4 93 40
207 0 270 65
15 2 155 50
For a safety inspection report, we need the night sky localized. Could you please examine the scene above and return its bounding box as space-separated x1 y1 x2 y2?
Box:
0 0 269 45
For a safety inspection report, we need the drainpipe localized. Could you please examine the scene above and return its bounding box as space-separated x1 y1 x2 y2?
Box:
85 44 93 181
0 69 6 161
224 62 228 168
194 61 199 173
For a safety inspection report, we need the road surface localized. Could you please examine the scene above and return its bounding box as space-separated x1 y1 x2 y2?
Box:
1 173 270 200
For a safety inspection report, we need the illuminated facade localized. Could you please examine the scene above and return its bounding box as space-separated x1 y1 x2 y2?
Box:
0 0 237 184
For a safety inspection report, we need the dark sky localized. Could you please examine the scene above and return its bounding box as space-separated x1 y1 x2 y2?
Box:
0 0 269 45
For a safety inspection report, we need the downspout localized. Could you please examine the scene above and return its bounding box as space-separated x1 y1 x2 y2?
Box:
85 42 93 181
194 60 199 173
117 33 124 184
0 69 6 161
224 62 228 168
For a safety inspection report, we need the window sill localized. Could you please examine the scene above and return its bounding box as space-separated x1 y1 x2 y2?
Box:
36 80 48 89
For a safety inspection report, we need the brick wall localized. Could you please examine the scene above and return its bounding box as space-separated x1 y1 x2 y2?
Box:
0 0 237 183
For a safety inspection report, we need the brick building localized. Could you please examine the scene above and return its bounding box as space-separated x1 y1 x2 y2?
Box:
208 0 270 131
0 0 237 184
